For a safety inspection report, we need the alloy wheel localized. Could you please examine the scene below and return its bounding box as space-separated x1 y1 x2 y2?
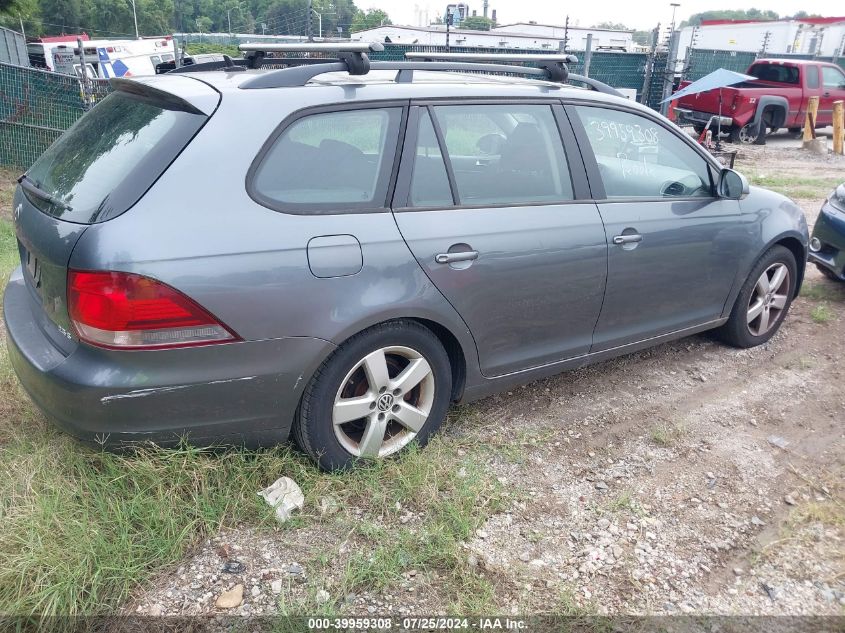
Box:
738 123 759 144
747 263 790 337
332 346 435 458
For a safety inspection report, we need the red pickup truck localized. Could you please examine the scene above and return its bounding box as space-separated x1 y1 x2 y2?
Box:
673 59 845 144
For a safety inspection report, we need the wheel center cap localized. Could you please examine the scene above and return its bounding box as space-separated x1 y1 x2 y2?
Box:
377 393 394 412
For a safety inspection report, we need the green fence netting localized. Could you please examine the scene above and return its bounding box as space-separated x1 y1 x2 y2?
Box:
3 44 843 170
0 62 111 169
686 48 845 80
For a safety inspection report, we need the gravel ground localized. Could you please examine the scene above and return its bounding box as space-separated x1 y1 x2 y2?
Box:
129 145 845 618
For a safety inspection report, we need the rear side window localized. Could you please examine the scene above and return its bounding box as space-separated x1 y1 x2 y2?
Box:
431 104 574 206
24 90 207 224
251 107 402 214
749 64 799 84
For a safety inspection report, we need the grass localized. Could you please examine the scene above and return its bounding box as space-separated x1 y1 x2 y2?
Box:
0 173 505 617
801 282 845 303
279 440 505 614
0 167 19 220
649 421 687 448
810 303 835 324
745 172 840 199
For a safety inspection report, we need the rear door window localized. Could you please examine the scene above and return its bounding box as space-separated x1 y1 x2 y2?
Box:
24 90 208 224
430 104 574 206
407 110 454 208
251 107 402 214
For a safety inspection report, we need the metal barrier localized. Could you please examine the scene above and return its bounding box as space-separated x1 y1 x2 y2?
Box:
0 27 27 67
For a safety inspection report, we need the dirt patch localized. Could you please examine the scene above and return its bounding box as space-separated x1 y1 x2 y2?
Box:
128 146 845 616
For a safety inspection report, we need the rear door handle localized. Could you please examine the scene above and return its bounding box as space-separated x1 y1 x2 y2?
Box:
612 234 643 245
435 251 479 264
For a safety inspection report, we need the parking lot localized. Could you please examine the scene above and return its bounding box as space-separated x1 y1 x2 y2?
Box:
0 143 843 618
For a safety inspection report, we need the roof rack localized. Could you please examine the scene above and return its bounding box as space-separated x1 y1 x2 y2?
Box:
164 42 622 97
404 51 577 82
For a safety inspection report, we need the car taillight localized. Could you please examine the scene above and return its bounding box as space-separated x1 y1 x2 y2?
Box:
67 270 239 350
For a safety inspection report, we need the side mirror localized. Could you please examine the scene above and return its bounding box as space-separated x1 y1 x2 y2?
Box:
719 168 750 200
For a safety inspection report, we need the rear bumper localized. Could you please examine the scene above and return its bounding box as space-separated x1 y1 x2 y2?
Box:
674 107 733 128
4 268 335 447
809 203 845 280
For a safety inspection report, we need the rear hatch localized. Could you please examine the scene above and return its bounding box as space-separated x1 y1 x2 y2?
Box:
13 75 218 354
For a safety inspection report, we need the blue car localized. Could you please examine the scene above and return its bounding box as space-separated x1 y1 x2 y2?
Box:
809 183 845 281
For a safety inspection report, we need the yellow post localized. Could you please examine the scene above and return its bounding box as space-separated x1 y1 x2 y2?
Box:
834 100 844 155
803 96 819 142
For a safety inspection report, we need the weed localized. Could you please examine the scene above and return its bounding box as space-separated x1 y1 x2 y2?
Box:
811 304 834 324
649 421 687 447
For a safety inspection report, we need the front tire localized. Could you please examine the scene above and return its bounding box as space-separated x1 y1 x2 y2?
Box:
716 246 797 348
294 320 452 471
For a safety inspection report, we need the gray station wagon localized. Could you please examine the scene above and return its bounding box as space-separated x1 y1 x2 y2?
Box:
4 45 809 470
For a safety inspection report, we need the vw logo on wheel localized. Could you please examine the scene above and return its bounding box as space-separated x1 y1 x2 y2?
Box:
376 393 394 412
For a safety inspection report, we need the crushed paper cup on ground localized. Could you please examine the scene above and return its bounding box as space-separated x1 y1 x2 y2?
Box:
257 476 304 522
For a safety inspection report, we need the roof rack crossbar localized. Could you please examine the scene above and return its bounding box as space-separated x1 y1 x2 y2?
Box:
240 60 552 89
404 51 579 82
238 60 621 96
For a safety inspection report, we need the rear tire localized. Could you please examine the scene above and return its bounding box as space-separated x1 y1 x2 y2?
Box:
729 121 764 145
294 320 452 471
788 127 802 138
716 246 797 348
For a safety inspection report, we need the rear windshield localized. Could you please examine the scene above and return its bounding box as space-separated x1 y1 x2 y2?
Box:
748 64 799 85
24 90 207 224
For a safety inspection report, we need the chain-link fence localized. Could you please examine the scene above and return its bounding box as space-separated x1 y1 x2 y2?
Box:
684 48 845 81
0 62 111 169
4 41 842 171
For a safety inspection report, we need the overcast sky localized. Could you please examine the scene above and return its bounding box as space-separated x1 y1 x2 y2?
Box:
360 0 841 31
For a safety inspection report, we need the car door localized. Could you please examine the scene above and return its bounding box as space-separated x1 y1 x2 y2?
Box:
819 65 845 126
392 102 608 377
568 103 747 352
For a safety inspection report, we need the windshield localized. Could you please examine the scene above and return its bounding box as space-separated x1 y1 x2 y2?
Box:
24 90 207 224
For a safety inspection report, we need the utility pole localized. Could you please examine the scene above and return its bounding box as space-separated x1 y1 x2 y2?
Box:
760 30 771 56
563 15 570 53
446 6 452 51
669 3 680 32
130 0 139 38
583 33 593 77
307 0 313 41
19 14 26 40
640 22 660 105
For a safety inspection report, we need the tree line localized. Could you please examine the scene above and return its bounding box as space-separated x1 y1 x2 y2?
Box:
0 0 391 39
